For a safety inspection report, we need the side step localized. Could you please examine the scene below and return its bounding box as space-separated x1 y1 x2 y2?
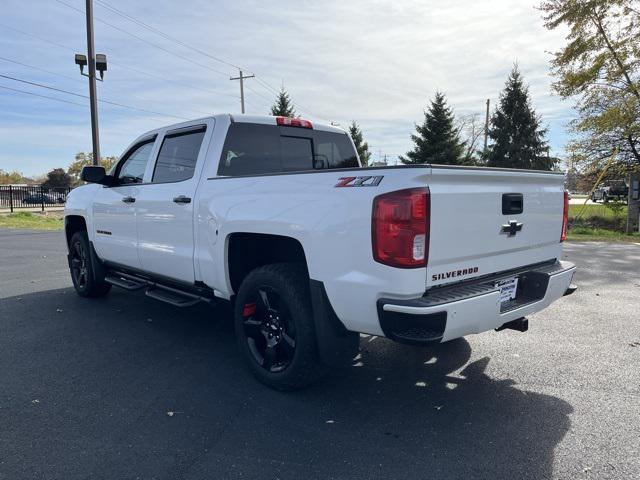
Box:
145 285 201 308
105 269 213 308
105 274 146 291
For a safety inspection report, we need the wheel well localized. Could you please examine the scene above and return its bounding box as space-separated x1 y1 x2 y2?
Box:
227 233 308 293
65 215 87 247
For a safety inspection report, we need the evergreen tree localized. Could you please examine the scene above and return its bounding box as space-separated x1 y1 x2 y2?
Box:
348 121 372 166
487 65 552 170
400 92 464 165
270 88 296 117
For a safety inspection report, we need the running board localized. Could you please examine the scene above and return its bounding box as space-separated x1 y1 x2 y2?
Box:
145 285 201 308
105 274 146 291
104 269 214 308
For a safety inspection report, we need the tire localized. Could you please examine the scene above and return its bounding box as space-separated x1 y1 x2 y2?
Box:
591 194 597 203
69 231 111 298
603 194 609 203
233 263 327 391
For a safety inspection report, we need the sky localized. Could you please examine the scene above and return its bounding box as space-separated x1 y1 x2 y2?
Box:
0 0 573 177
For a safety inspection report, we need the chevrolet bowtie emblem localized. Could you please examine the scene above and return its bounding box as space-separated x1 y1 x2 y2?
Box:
501 220 523 237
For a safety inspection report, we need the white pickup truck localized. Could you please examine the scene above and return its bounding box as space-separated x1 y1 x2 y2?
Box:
65 114 577 390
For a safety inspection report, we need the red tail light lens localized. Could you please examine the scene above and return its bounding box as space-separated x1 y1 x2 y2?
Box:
372 188 430 268
561 191 569 242
276 116 313 129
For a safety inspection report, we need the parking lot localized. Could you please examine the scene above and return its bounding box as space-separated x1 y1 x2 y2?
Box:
1 229 639 479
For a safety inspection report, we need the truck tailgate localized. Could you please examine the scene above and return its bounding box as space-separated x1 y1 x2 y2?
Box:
426 167 566 288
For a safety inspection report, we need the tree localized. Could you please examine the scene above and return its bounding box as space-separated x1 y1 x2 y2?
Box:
0 169 27 185
42 168 72 189
539 0 640 168
348 121 372 166
270 88 296 117
486 65 552 170
400 92 464 165
457 113 485 165
67 152 117 185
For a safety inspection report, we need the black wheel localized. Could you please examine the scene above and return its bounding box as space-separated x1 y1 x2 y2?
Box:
69 231 111 298
603 193 609 203
591 193 597 203
234 263 327 391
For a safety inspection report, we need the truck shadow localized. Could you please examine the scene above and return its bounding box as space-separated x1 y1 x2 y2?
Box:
1 287 572 480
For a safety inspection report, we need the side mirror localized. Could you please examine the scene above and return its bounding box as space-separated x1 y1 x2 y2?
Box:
81 166 112 186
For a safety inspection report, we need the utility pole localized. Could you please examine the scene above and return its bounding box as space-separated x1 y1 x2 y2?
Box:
483 98 490 153
85 0 100 166
230 70 255 114
75 0 107 167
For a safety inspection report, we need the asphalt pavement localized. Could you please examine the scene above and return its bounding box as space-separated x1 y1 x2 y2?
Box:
1 229 639 480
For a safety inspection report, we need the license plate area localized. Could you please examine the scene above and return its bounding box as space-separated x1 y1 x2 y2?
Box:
496 277 518 304
498 270 550 313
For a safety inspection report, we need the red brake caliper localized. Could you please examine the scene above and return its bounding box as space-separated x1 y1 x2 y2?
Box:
242 302 257 317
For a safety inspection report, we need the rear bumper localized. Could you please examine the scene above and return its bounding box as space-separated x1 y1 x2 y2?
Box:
377 260 576 345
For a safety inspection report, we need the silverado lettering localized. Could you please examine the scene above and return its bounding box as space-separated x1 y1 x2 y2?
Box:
432 267 479 282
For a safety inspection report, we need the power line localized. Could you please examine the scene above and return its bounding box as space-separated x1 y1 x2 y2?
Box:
4 7 324 120
70 0 325 120
95 0 244 71
0 73 189 120
54 0 232 78
245 84 274 107
0 56 83 84
0 84 89 108
0 22 76 52
0 73 89 99
254 76 281 95
253 75 327 121
0 55 213 116
0 22 238 100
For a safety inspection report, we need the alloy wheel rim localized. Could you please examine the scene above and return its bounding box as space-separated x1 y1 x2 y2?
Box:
70 241 88 289
242 286 296 373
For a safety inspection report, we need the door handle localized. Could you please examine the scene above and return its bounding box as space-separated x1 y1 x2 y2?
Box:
173 195 191 204
502 193 523 215
122 196 136 203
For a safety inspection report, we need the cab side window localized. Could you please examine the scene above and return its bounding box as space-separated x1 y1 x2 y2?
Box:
152 127 206 183
116 140 155 184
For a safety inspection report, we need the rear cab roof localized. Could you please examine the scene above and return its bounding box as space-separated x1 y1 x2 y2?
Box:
129 114 347 146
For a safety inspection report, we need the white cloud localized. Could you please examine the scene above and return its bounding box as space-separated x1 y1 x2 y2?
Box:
0 0 573 175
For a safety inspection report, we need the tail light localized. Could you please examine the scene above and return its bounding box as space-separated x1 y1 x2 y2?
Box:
372 187 430 268
276 116 313 129
560 191 569 242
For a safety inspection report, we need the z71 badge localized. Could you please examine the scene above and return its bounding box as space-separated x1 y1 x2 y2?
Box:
335 176 384 187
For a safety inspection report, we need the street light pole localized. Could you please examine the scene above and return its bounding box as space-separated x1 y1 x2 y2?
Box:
85 0 100 166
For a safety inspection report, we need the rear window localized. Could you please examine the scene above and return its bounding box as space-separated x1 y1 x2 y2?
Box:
218 123 359 176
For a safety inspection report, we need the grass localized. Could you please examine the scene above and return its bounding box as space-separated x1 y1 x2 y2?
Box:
568 203 627 219
0 211 63 230
566 227 640 243
567 202 638 242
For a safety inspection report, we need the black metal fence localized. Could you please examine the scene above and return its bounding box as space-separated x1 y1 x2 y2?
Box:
0 185 72 212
